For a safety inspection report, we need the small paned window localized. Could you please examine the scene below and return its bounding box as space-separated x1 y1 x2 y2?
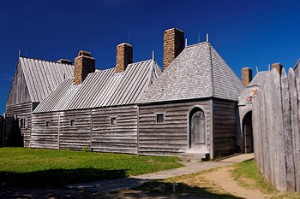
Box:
111 117 117 126
70 119 75 126
156 113 165 123
46 121 50 127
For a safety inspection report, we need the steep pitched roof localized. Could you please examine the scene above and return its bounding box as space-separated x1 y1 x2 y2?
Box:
238 71 268 106
34 60 162 113
138 42 244 104
19 57 74 102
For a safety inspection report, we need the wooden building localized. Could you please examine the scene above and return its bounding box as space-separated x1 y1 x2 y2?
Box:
31 45 162 153
137 29 244 158
6 28 245 159
5 57 73 146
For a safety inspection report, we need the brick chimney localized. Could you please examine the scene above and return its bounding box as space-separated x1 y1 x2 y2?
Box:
242 67 252 86
116 43 133 73
272 63 282 74
163 28 184 70
74 50 95 85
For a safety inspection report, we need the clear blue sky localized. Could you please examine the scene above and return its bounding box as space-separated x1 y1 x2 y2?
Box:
1 0 300 114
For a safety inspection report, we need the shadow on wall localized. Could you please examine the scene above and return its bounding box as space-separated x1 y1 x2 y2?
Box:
2 117 23 147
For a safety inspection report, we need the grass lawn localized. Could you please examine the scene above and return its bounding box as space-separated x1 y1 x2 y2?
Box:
232 159 300 199
0 147 181 188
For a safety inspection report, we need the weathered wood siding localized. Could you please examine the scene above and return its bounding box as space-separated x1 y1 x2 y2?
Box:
253 69 300 192
59 110 91 151
7 63 31 106
6 102 33 147
31 112 59 149
213 99 238 157
91 105 138 154
138 100 212 156
31 105 138 154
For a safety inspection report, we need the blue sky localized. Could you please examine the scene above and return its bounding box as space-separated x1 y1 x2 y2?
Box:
1 0 300 114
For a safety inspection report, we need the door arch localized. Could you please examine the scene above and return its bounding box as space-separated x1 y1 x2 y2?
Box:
242 111 253 153
189 107 206 149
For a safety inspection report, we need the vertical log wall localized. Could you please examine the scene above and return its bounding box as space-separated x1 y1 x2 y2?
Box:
252 69 300 192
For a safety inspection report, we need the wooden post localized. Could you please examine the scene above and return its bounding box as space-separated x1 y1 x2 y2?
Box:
265 72 275 185
272 69 286 191
283 69 296 191
295 68 300 191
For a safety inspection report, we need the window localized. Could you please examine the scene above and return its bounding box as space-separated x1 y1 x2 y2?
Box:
111 117 117 126
19 118 26 129
156 113 165 123
70 119 75 126
46 121 50 127
24 118 28 128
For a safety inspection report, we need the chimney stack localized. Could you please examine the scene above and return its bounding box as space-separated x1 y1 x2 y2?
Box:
272 63 283 74
163 28 184 70
116 43 133 73
242 67 252 86
74 50 95 85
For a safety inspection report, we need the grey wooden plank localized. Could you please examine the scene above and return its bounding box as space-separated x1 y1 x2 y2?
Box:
285 69 297 191
272 69 286 191
295 68 300 192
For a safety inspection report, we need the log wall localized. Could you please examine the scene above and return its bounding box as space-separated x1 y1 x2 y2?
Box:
91 105 138 154
252 69 300 192
213 99 239 157
59 110 91 151
138 100 212 156
31 105 138 154
6 102 33 147
31 112 59 149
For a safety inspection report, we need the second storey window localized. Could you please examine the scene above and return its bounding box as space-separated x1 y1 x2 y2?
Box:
46 121 50 127
156 113 165 123
70 119 75 126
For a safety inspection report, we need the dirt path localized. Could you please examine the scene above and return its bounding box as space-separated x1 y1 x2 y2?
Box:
202 166 271 199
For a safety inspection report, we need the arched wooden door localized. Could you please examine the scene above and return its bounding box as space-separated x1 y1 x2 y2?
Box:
189 108 205 149
243 111 253 153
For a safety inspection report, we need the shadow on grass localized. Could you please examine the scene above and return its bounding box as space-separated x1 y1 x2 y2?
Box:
111 180 245 199
0 168 127 188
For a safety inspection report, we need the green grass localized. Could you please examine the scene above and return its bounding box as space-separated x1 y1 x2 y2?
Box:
232 159 300 199
0 147 181 188
231 159 275 193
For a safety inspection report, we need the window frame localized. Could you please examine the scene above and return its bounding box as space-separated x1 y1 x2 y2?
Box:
156 113 165 123
110 117 117 126
70 119 75 126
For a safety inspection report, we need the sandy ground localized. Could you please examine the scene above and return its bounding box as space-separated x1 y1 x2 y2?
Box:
202 166 271 199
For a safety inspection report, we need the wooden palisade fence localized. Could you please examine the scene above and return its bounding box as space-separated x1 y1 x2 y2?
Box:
252 68 300 192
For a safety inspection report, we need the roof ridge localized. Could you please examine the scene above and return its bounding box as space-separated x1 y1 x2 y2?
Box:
208 42 215 98
20 56 73 66
129 59 154 65
186 41 210 48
